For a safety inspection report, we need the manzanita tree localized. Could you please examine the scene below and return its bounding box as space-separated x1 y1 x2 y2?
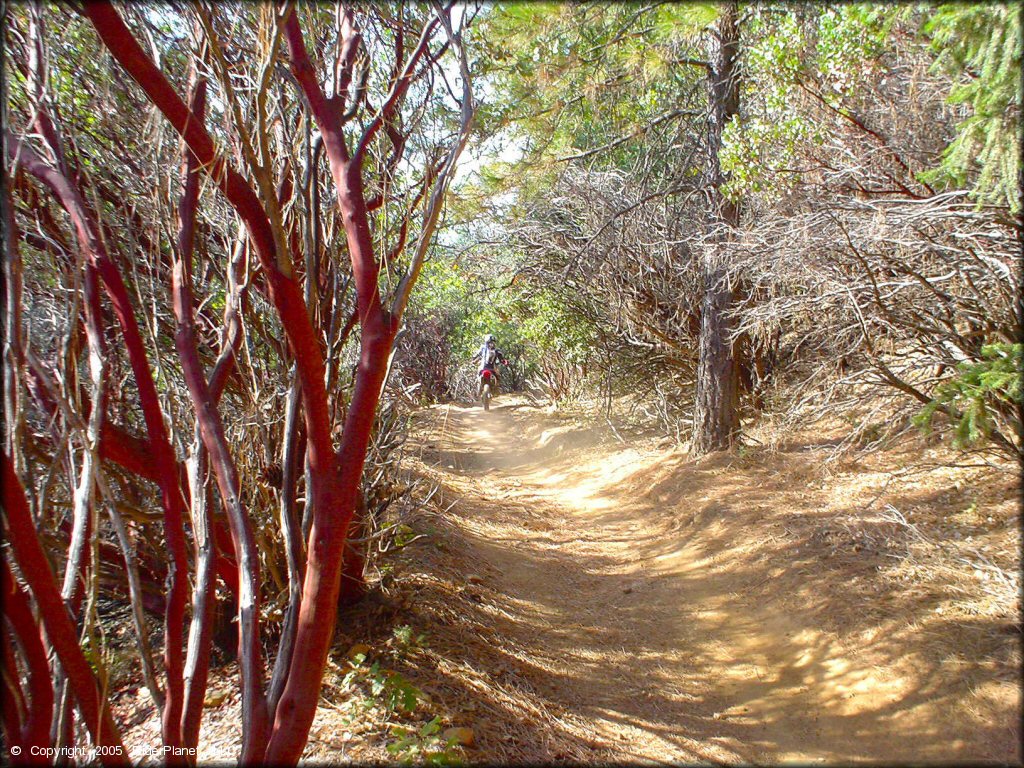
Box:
3 1 475 763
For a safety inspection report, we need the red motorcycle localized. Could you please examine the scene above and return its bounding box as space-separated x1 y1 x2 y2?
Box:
480 369 498 411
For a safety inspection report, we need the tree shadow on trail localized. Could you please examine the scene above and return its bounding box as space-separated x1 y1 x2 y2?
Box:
370 404 1021 765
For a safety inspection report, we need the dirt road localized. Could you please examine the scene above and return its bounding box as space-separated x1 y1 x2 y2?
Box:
407 399 1019 764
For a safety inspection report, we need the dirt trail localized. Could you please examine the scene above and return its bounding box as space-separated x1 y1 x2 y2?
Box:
409 398 1019 764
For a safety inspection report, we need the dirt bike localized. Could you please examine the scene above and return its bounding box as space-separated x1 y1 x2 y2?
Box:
479 369 498 411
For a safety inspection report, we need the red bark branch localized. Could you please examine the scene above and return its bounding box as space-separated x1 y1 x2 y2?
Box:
2 560 54 754
99 420 160 482
81 4 336 497
1 628 27 754
263 327 392 762
353 12 441 164
284 9 387 325
263 12 408 762
2 455 127 763
7 133 190 751
171 77 269 761
333 7 362 111
175 77 216 761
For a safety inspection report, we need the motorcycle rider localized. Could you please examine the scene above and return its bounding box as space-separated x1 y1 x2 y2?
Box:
471 334 508 396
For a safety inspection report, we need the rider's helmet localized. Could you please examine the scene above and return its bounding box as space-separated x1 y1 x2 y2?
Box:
483 334 494 345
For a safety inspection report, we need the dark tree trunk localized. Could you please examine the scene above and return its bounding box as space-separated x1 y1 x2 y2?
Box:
692 1 742 456
337 497 369 608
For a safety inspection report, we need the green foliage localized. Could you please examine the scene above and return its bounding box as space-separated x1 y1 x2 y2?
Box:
722 2 1021 211
341 651 424 718
921 4 1022 211
914 344 1022 449
411 255 596 394
392 523 419 549
339 627 428 719
387 717 462 765
814 4 892 83
722 5 894 200
474 2 711 174
392 623 427 650
337 629 462 764
516 289 594 368
651 3 719 43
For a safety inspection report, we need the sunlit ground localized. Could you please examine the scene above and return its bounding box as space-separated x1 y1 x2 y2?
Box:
396 397 1020 764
